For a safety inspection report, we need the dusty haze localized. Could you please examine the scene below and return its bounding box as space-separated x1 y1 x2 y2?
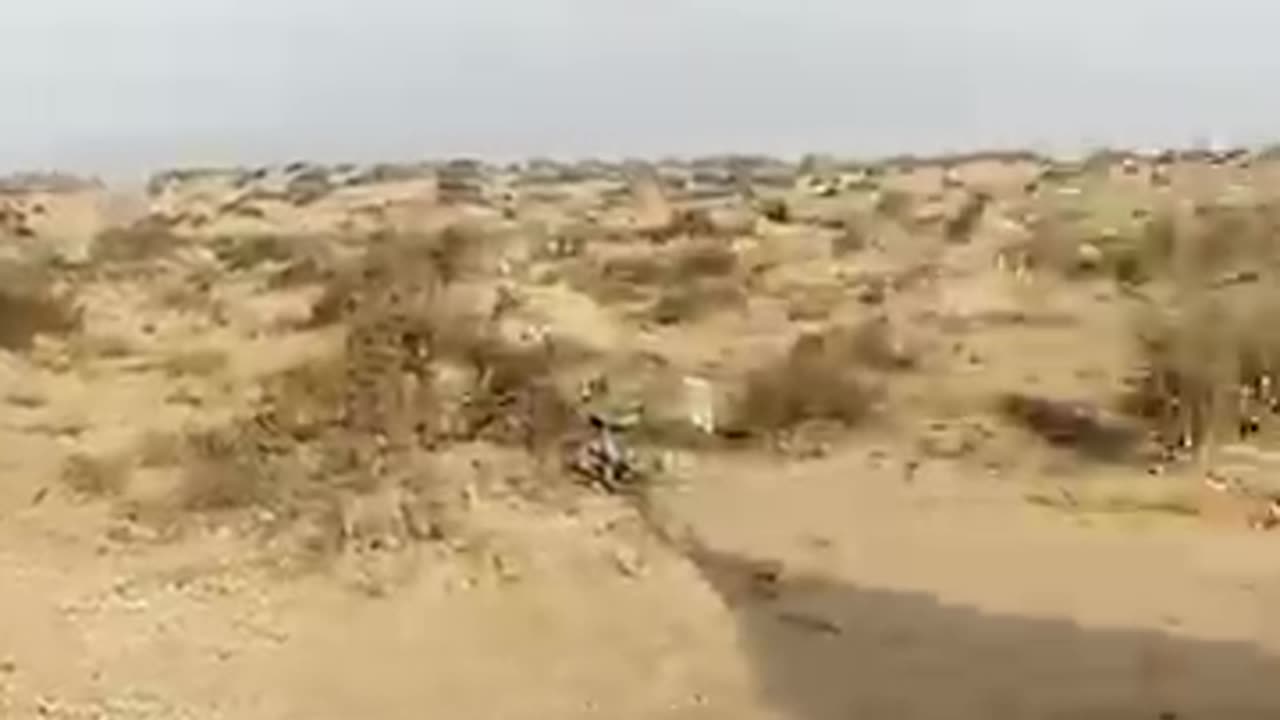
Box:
4 0 1279 177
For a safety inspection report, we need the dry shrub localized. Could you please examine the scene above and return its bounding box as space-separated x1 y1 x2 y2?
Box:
178 425 276 511
873 189 913 220
1112 200 1280 454
671 240 738 279
0 290 80 352
650 280 746 325
307 277 359 327
600 253 666 287
61 451 130 497
307 235 443 327
268 253 333 290
211 234 301 272
0 259 81 352
306 226 495 327
256 356 349 442
141 222 591 564
846 316 919 371
223 202 267 220
91 219 186 264
582 239 741 311
832 223 869 256
757 197 790 223
131 299 583 565
999 392 1143 461
462 360 577 450
1024 489 1198 518
1182 201 1280 278
643 208 713 240
785 285 841 322
1106 212 1177 286
431 223 498 283
66 333 137 362
1122 285 1280 453
154 267 223 316
135 430 184 468
1019 198 1280 287
532 225 591 261
735 329 880 434
162 347 229 378
942 191 990 244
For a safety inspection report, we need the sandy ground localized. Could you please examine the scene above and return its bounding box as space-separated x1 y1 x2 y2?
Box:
0 154 1278 719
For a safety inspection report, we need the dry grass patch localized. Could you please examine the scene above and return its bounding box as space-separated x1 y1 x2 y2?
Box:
831 221 870 257
1024 488 1199 518
756 197 790 223
942 191 991 244
872 189 913 221
1116 200 1280 455
61 451 131 497
1015 196 1280 288
734 328 883 435
93 220 598 566
670 240 738 279
305 226 497 327
1123 286 1280 453
650 280 747 325
162 347 230 378
91 219 187 265
0 259 81 352
577 238 742 313
135 430 185 468
177 425 278 511
210 233 303 272
845 315 920 371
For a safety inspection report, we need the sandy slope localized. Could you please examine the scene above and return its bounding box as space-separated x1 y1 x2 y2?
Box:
3 446 1280 719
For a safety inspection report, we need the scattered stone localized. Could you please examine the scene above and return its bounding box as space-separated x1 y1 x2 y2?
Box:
682 376 717 436
775 609 843 635
610 546 646 578
903 459 921 483
490 551 523 584
918 421 985 459
1076 242 1104 270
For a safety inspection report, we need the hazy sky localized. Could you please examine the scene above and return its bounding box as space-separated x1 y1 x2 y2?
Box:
3 0 1278 177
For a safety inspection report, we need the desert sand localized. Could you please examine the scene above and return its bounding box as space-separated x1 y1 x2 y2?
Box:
0 150 1279 719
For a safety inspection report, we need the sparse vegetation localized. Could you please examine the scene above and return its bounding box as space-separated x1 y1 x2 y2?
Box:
162 347 230 378
872 188 913 220
0 258 81 351
14 151 1280 712
1024 488 1199 517
757 197 790 223
942 191 989 244
1105 199 1280 456
211 234 302 272
61 451 130 497
831 221 869 256
91 219 187 264
574 236 743 313
649 279 746 325
178 425 276 511
734 328 882 435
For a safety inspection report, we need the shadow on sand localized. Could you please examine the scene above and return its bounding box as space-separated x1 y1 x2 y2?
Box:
685 543 1280 720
